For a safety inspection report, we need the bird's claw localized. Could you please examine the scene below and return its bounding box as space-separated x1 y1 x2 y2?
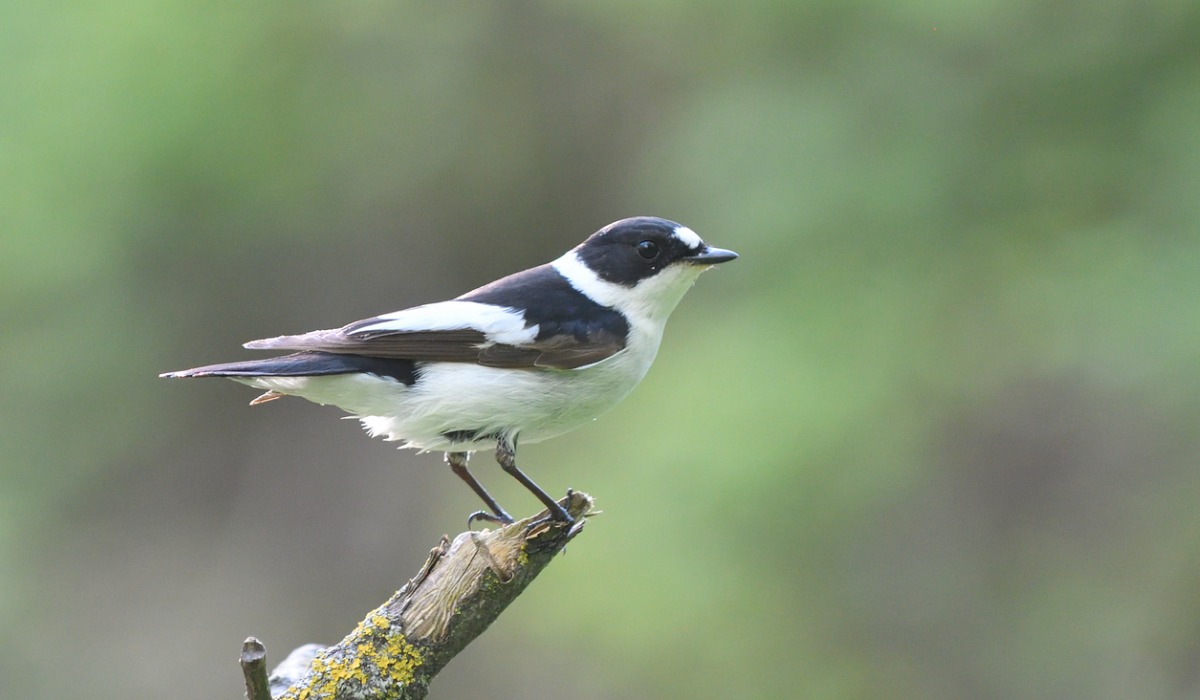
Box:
467 509 514 528
466 490 579 529
545 491 576 526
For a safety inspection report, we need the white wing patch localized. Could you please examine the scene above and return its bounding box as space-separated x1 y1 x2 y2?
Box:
351 301 537 346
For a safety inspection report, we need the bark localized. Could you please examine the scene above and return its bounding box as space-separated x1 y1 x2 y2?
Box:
239 491 595 700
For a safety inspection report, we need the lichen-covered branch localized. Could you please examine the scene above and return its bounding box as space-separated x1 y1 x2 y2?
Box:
245 491 594 700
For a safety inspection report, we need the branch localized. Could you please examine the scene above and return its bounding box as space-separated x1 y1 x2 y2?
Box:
239 491 595 700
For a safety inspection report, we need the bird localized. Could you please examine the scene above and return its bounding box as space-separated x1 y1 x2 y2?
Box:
161 216 737 525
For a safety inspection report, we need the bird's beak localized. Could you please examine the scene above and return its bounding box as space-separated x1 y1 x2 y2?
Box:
684 246 738 265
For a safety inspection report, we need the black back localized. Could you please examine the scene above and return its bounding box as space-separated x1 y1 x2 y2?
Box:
459 263 629 345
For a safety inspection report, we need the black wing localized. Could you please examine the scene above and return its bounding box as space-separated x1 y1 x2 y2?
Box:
242 264 629 370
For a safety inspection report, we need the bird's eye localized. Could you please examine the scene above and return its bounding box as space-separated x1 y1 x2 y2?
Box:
636 240 660 260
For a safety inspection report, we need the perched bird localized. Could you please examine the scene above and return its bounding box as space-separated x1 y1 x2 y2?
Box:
162 217 737 524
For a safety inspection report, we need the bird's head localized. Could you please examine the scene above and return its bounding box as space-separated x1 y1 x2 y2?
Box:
554 216 738 324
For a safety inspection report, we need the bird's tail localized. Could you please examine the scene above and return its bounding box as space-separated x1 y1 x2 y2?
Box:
159 352 343 378
159 351 417 383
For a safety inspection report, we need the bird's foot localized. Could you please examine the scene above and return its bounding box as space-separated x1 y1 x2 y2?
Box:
467 509 515 528
539 489 576 526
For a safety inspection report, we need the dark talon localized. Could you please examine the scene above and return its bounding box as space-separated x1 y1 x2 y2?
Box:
549 508 574 524
467 510 514 528
558 489 577 525
535 500 576 527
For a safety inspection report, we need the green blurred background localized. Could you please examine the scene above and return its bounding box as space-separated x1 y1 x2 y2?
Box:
4 1 1200 698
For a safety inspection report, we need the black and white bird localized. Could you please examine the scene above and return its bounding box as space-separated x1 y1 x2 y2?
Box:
162 217 737 524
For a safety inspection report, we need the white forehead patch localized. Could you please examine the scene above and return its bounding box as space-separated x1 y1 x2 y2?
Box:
672 226 703 250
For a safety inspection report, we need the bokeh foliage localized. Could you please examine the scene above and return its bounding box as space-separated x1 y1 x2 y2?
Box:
3 1 1200 698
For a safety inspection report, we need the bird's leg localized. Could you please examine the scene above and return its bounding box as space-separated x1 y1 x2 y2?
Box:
495 439 573 523
445 452 514 526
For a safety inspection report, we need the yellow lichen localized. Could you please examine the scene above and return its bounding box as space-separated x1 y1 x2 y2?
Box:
279 615 424 699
